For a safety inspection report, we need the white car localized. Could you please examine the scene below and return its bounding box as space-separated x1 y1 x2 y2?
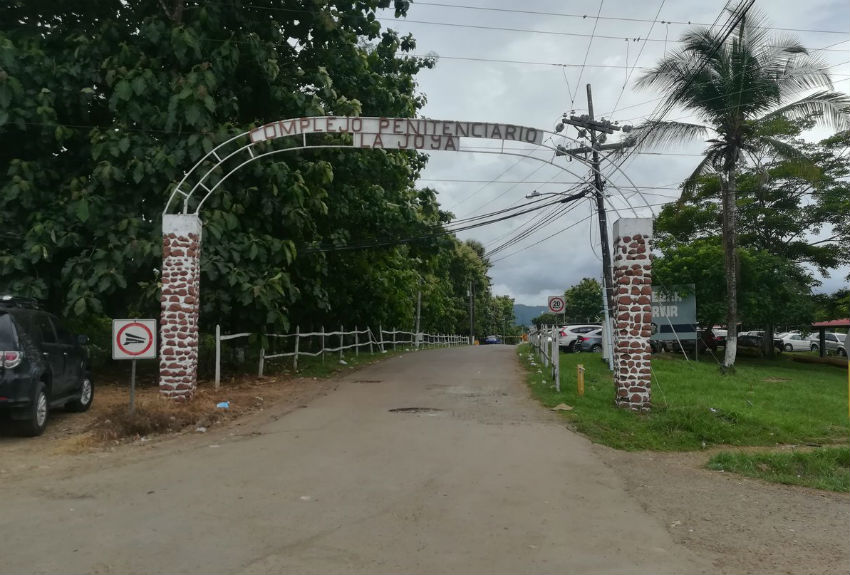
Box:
777 333 810 352
809 332 847 356
558 324 602 352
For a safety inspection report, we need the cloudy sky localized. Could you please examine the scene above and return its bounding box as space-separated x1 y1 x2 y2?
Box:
375 0 850 305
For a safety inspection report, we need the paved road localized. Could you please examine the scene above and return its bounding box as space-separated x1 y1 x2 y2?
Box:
0 346 712 574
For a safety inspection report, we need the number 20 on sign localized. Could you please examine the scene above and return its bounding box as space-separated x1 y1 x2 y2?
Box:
548 296 565 314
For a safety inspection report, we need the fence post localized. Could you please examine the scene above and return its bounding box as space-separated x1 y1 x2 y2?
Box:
293 325 300 372
339 324 344 362
355 326 359 357
378 324 385 352
368 327 374 354
393 328 396 352
214 324 221 390
321 326 325 364
258 346 265 377
552 326 560 392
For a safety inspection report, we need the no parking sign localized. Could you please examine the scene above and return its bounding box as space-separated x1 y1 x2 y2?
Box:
112 319 157 360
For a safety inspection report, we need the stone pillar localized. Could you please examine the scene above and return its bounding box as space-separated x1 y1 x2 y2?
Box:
159 214 202 399
612 218 653 412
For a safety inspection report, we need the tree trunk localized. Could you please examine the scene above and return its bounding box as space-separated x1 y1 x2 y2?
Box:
763 322 775 359
722 166 738 370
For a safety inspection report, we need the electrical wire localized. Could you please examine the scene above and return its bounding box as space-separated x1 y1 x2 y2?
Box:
609 0 666 116
301 194 573 254
443 156 526 212
571 0 605 106
405 2 849 35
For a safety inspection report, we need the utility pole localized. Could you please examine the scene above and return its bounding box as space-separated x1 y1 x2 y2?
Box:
468 281 475 345
415 287 422 349
554 83 635 369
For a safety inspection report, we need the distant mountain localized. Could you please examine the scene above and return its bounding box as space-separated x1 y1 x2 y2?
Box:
514 304 548 326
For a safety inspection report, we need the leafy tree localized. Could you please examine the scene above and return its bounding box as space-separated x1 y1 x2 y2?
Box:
531 312 562 329
653 238 816 353
635 8 850 368
0 0 447 339
563 278 603 323
654 126 849 354
812 290 850 322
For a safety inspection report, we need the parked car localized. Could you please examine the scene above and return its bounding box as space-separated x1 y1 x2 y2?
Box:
481 335 502 345
809 332 847 356
740 330 764 338
737 333 765 351
575 328 603 353
0 296 93 436
660 329 716 354
775 332 810 352
558 324 602 352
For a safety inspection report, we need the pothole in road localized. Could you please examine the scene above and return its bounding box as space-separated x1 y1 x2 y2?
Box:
388 407 443 415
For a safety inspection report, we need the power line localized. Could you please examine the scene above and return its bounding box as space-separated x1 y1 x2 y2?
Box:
443 156 526 212
612 60 850 124
609 0 666 116
392 17 849 51
489 201 673 264
408 1 849 35
572 0 605 106
302 194 570 253
487 199 586 257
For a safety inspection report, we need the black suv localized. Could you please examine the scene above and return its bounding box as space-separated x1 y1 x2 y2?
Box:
0 296 93 436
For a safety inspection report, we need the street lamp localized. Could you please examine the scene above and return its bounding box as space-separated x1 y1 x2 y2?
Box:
524 189 591 201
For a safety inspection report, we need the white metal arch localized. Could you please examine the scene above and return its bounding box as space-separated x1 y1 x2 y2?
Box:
163 116 655 217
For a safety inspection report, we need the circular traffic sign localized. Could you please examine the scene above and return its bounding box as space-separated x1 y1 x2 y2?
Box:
116 322 154 357
548 296 565 314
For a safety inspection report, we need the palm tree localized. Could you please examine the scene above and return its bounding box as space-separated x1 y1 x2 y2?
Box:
633 9 850 369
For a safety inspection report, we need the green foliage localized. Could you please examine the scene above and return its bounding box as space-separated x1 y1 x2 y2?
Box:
518 344 850 451
707 448 850 492
0 1 507 341
637 10 850 366
654 238 815 330
654 127 850 276
812 290 849 321
563 278 603 323
531 312 562 329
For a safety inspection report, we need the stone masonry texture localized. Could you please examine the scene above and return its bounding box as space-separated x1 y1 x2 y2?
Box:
159 214 202 399
611 218 653 412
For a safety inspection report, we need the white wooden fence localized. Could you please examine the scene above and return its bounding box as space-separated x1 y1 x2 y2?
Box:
528 325 560 392
214 324 468 388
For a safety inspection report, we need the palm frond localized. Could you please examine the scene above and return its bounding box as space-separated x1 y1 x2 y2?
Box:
628 120 711 153
757 136 822 183
679 151 720 203
634 52 692 93
763 90 850 130
772 55 834 100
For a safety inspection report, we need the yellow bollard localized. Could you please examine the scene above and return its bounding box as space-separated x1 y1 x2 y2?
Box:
577 364 585 397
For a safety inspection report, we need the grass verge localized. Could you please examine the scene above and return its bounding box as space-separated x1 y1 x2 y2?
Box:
518 344 849 451
706 448 850 492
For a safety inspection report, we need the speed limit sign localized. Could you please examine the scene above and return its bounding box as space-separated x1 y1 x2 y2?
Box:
548 296 566 314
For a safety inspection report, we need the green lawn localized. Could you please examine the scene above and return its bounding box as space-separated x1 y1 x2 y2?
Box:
519 344 850 451
707 448 850 492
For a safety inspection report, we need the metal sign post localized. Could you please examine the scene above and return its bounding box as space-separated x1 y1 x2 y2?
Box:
130 360 136 415
112 319 157 414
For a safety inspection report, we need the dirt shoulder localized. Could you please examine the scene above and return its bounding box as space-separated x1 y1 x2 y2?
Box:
596 446 850 575
0 371 341 483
